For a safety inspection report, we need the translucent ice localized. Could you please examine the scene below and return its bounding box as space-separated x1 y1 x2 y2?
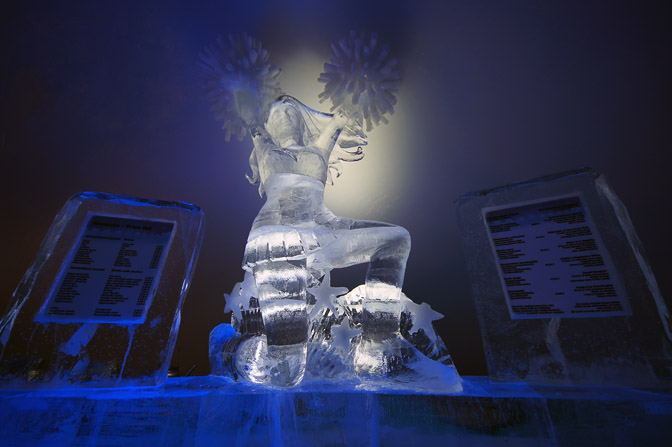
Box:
456 168 672 388
0 192 205 387
2 376 672 446
204 33 461 391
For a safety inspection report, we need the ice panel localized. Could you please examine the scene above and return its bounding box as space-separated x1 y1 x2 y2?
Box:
455 168 672 387
0 192 205 387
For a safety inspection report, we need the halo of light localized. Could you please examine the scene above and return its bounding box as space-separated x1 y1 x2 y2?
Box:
278 50 411 220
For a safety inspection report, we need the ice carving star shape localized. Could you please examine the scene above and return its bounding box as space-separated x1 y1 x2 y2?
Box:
330 316 361 355
224 271 256 321
308 271 348 319
403 298 444 340
223 282 244 321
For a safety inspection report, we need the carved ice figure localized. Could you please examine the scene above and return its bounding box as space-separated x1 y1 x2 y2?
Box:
203 33 461 390
240 95 413 386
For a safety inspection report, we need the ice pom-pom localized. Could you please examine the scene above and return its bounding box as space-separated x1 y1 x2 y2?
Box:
318 31 400 131
200 34 281 141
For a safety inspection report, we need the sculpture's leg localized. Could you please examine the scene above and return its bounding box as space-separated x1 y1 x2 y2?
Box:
362 228 410 340
353 227 417 376
311 221 414 375
252 259 309 386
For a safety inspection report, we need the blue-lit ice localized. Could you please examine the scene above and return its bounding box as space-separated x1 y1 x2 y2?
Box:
4 376 671 446
203 33 461 392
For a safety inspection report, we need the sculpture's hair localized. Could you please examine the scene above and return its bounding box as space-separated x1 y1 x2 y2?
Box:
247 95 366 194
246 149 262 196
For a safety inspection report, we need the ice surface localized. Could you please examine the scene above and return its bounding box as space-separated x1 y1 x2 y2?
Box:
203 33 461 390
1 375 671 446
0 192 205 387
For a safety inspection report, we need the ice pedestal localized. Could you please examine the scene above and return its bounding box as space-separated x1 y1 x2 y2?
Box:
1 375 671 446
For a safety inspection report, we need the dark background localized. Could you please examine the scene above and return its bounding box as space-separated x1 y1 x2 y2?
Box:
1 0 670 376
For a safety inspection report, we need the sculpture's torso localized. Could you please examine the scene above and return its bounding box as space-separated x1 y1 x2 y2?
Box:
253 138 334 229
252 173 334 230
257 143 329 184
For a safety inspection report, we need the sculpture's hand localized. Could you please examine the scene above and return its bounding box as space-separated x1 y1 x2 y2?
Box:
234 90 263 129
332 108 351 128
338 117 368 149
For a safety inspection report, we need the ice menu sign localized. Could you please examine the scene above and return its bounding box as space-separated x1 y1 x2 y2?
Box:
37 214 175 323
484 196 630 319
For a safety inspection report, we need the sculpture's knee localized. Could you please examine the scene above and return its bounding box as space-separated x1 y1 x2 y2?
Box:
365 226 410 290
374 226 411 266
391 226 411 259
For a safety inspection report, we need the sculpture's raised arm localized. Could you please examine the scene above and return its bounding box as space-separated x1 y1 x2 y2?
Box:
312 109 347 154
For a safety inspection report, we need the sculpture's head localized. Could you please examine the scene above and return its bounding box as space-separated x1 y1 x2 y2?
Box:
265 100 306 147
264 96 333 148
249 95 365 193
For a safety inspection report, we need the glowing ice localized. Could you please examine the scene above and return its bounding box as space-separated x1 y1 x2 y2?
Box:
204 32 461 391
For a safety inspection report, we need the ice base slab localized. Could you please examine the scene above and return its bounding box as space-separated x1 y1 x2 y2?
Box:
1 376 671 446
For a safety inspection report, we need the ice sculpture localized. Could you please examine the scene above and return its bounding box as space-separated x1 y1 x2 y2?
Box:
203 33 461 391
